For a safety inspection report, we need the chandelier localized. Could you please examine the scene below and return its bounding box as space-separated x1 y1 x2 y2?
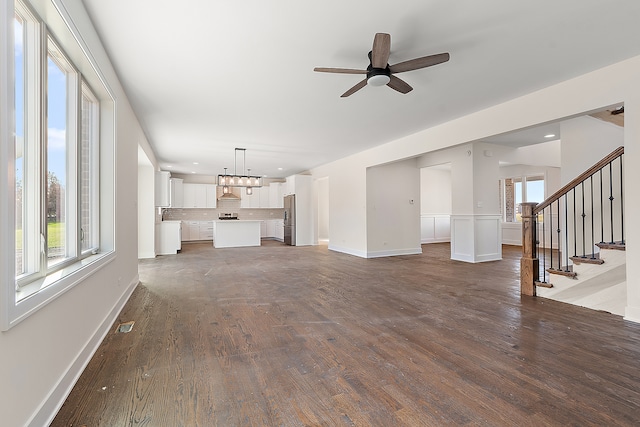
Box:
217 148 263 195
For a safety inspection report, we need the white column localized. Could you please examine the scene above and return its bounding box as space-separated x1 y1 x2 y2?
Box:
624 95 640 323
450 143 502 263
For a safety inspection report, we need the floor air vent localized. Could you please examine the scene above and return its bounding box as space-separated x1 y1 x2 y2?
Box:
116 321 135 333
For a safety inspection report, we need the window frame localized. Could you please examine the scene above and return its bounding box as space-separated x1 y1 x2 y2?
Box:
1 0 116 330
502 174 546 223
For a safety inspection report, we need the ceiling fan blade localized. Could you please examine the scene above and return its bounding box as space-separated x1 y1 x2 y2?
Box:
389 52 450 74
314 67 367 74
387 75 413 94
371 33 391 68
341 79 368 97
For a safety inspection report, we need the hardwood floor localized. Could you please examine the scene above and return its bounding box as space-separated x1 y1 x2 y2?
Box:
52 242 640 426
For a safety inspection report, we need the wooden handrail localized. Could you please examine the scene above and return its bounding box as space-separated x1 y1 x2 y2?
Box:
534 146 624 213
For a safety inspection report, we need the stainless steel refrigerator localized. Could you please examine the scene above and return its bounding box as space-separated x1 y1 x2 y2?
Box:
283 194 296 245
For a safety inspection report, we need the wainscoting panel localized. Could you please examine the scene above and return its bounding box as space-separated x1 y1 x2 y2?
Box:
451 215 502 263
421 215 451 244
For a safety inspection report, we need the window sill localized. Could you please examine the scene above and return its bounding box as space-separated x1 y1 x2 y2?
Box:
4 251 115 330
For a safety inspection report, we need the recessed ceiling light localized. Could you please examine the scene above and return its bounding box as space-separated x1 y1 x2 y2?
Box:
191 171 196 174
277 167 283 171
193 162 199 165
544 134 556 138
166 165 173 168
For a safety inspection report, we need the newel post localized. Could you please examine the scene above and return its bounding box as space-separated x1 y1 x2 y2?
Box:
520 202 539 296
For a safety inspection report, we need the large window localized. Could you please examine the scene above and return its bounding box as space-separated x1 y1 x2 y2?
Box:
8 0 106 313
502 175 545 222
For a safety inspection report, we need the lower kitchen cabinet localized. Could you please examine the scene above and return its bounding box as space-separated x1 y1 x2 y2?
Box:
182 221 214 242
158 221 182 255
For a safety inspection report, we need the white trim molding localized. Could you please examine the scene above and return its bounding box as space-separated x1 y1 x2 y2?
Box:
366 247 423 258
451 215 502 263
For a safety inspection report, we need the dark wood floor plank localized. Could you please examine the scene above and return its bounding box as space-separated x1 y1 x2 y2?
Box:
52 242 640 426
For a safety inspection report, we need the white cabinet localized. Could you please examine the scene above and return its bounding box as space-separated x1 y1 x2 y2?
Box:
258 187 270 208
241 184 284 208
158 221 181 254
240 186 267 208
182 183 217 208
269 182 284 208
284 176 296 196
205 185 217 208
155 171 171 207
200 221 214 240
169 178 183 208
182 220 214 241
182 184 198 208
240 190 250 208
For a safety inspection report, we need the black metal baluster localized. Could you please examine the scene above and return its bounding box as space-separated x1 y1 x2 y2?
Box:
620 155 625 245
565 194 569 272
581 181 586 258
609 161 615 244
573 188 577 257
542 208 547 283
590 175 595 259
600 169 604 243
558 198 562 271
549 202 554 273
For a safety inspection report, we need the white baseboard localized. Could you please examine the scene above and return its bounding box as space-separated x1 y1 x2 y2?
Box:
624 305 640 324
30 276 139 427
366 247 423 258
138 251 156 259
328 244 367 258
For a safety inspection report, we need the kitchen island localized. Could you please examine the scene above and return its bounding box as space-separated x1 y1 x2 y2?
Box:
213 220 262 248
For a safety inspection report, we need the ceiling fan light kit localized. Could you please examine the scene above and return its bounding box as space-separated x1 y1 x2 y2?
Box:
367 72 390 87
314 32 450 97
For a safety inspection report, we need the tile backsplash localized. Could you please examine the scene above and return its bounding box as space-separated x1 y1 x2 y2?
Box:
163 207 284 221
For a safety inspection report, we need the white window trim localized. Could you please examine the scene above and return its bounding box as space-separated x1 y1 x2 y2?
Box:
501 173 546 223
1 0 117 331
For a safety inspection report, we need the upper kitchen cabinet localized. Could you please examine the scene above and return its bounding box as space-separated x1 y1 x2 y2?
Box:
241 186 269 208
269 182 284 208
169 178 183 208
182 183 217 208
155 171 171 207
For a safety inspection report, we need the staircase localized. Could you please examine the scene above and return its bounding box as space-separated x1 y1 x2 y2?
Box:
520 146 626 316
538 246 626 315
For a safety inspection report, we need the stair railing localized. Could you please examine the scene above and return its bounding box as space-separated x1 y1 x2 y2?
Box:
521 146 625 296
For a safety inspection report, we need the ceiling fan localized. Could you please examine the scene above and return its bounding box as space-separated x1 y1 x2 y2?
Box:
314 33 450 97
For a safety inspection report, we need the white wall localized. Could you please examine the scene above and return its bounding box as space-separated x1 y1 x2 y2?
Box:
420 166 452 244
138 155 156 259
0 0 151 425
420 167 452 214
366 159 421 257
560 115 624 184
317 177 329 241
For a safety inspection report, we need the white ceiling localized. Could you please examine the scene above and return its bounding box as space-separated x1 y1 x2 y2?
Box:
81 0 640 178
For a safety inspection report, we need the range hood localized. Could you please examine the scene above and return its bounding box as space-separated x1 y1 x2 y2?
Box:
218 192 240 201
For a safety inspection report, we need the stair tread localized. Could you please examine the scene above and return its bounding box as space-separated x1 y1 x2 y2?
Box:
535 281 554 288
570 255 605 265
596 242 626 251
547 267 577 278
